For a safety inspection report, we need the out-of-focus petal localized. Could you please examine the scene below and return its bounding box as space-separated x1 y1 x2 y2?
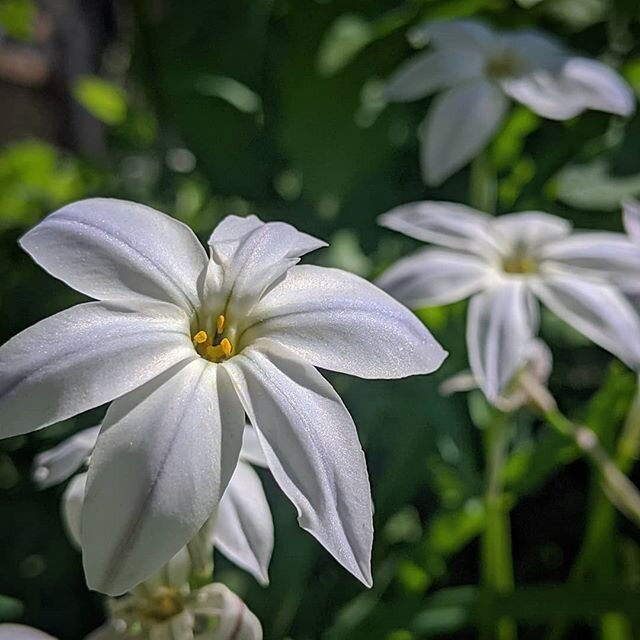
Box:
409 19 494 54
467 281 538 402
62 472 87 549
492 211 572 253
224 344 373 586
0 301 193 438
623 200 640 245
19 198 208 312
422 80 509 185
241 265 447 379
376 247 490 307
0 626 56 640
215 461 273 585
82 359 244 596
385 50 483 102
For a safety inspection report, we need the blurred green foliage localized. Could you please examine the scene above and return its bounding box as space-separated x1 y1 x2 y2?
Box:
1 0 640 639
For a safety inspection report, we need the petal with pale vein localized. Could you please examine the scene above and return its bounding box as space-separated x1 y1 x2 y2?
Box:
376 247 490 307
223 345 373 586
19 198 208 312
467 281 538 402
82 359 244 596
0 301 193 438
241 265 447 379
215 461 274 585
492 211 572 253
410 19 494 54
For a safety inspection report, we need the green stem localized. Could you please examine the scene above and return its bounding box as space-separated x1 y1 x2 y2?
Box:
480 411 517 640
469 150 497 213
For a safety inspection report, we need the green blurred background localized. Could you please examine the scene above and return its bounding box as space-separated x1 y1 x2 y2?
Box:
1 0 640 638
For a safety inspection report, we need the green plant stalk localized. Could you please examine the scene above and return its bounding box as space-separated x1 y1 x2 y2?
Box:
469 150 497 213
480 412 517 640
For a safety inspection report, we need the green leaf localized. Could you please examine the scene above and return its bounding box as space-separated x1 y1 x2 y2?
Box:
0 595 23 622
0 0 34 40
316 14 374 77
72 75 128 125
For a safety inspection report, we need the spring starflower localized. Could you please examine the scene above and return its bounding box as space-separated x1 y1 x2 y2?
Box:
378 201 640 402
1 198 446 595
385 19 635 185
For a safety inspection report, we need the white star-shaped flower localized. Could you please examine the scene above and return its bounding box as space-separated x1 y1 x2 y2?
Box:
386 19 635 185
378 201 640 402
1 198 446 595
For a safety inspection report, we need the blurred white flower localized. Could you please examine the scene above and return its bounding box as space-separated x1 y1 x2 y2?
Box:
624 199 640 246
2 198 446 594
36 424 274 586
0 626 56 640
386 19 635 185
86 582 262 640
378 202 640 402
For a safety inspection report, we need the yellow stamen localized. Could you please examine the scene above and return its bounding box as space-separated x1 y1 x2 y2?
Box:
193 330 209 345
220 337 232 357
216 314 225 334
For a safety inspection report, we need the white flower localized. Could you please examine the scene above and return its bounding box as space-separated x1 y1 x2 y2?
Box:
385 19 635 185
0 626 56 640
378 201 640 402
1 198 446 595
38 425 274 586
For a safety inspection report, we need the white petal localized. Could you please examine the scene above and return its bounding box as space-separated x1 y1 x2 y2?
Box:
560 57 635 116
241 265 447 379
0 301 194 438
20 198 208 312
410 19 494 53
379 200 498 254
532 274 640 368
215 460 273 585
33 426 100 488
0 626 56 640
224 345 374 586
542 232 640 279
240 424 268 468
623 200 640 245
385 50 483 102
422 80 509 185
467 282 538 402
82 359 245 596
492 211 572 253
376 247 490 307
142 547 192 591
205 216 327 318
62 472 87 549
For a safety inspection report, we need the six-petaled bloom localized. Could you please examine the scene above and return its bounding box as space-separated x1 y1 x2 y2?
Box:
385 19 635 185
0 198 446 595
377 201 640 403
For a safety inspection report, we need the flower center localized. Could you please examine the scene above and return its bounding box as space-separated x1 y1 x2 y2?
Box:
136 586 184 623
485 51 521 79
502 251 538 275
192 314 234 363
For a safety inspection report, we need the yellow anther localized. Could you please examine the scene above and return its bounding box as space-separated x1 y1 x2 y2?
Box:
193 330 209 344
220 338 232 357
216 314 225 334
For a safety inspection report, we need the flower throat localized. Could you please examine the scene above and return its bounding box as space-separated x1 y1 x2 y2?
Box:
192 314 233 362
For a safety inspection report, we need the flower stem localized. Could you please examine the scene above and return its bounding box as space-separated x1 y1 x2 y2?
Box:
469 149 497 213
480 410 517 640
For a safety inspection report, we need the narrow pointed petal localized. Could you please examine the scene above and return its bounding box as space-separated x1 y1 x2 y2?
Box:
379 200 497 255
531 273 640 369
467 282 538 402
376 247 490 307
422 80 508 185
410 19 494 53
33 426 100 488
0 301 194 438
19 198 208 312
82 359 245 596
215 461 273 585
623 200 640 245
224 345 374 586
385 50 483 102
240 425 268 468
241 265 447 379
492 212 572 251
542 232 640 279
62 472 87 549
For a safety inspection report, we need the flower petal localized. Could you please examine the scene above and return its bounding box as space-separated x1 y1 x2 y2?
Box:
224 345 373 586
82 359 245 596
215 460 273 585
376 248 490 307
467 281 538 402
33 426 100 488
0 626 56 640
379 200 497 254
241 265 447 379
541 232 640 279
422 80 509 185
0 301 194 438
492 211 572 252
531 273 640 368
410 19 494 53
20 198 208 312
240 424 268 468
385 50 483 102
624 200 640 245
62 472 87 549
